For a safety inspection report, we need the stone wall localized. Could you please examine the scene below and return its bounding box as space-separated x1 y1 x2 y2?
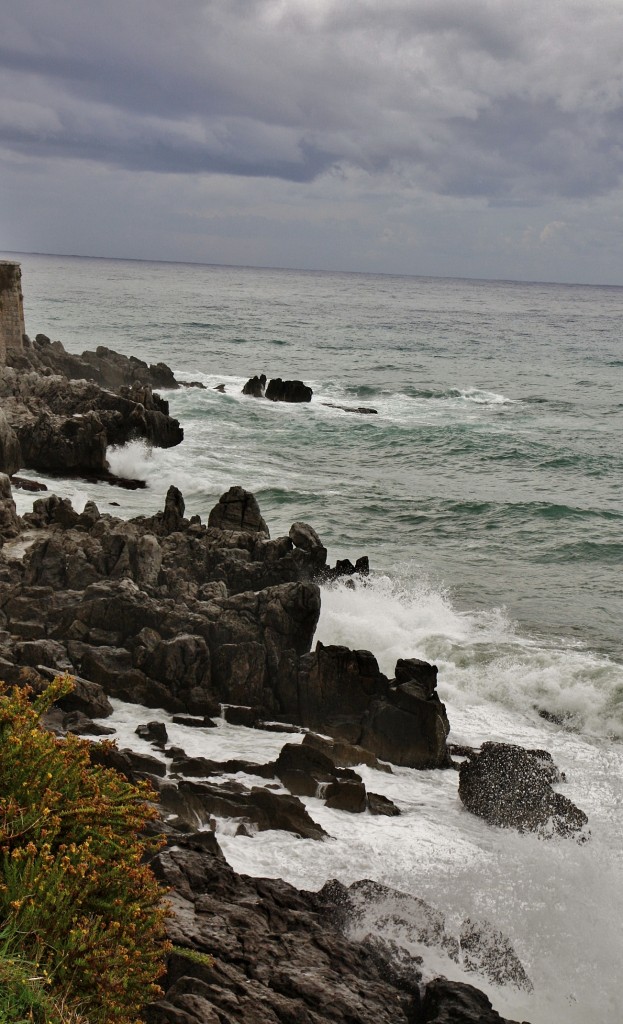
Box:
0 261 25 364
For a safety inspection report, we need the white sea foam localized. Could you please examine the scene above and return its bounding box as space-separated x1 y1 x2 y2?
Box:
104 695 623 1024
316 576 623 740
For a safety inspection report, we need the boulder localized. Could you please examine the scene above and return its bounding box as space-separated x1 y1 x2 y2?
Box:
324 779 367 813
265 378 313 402
367 792 401 816
207 486 270 537
458 742 588 838
168 780 327 840
241 374 266 397
17 409 109 475
289 521 324 553
89 743 167 780
136 721 169 747
421 978 527 1024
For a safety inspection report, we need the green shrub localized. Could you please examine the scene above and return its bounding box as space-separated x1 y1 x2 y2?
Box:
0 677 170 1024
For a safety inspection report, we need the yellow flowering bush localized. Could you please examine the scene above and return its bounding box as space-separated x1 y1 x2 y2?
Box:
0 677 169 1024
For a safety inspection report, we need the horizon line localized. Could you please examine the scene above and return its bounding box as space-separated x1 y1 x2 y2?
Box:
1 247 621 291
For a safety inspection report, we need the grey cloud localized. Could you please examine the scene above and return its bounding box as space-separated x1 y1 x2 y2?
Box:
1 0 623 203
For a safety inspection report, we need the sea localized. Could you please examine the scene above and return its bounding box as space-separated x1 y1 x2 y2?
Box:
4 251 623 1023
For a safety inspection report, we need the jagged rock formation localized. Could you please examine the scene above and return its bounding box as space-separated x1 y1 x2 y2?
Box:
0 479 445 769
0 337 183 479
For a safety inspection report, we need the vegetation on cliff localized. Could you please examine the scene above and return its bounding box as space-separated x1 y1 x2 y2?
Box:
0 677 169 1024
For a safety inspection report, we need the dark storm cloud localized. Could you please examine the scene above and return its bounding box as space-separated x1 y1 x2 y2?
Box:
2 0 623 201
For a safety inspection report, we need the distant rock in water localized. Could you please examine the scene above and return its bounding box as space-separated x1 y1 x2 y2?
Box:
458 742 588 839
241 374 312 402
265 377 312 402
242 373 266 397
322 402 378 415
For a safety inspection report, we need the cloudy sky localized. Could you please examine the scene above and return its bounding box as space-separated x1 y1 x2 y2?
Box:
2 0 623 283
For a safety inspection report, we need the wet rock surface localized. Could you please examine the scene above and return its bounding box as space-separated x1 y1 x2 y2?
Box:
458 742 588 838
142 838 529 1024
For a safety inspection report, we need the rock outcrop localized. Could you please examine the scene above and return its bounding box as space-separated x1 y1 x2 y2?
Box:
141 834 530 1024
0 340 183 478
1 486 409 755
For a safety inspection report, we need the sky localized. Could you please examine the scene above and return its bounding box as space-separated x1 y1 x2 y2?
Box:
2 0 623 285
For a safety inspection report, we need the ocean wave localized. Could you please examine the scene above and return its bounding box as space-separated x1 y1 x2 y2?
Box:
443 499 623 524
316 574 623 740
398 385 516 405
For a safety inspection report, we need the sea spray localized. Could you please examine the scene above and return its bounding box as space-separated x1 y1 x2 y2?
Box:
317 576 623 739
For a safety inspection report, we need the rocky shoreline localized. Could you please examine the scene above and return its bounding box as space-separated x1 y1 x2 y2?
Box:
0 338 588 1023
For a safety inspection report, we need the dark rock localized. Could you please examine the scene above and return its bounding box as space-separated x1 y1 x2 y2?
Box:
171 715 218 729
275 741 337 796
360 698 450 769
62 710 116 736
39 707 116 737
222 705 258 727
166 780 327 840
458 742 588 838
320 554 370 582
38 668 114 719
15 338 180 393
421 978 527 1024
0 358 183 481
169 754 276 779
289 521 324 553
89 743 167 780
459 919 533 991
0 473 21 540
241 374 266 397
324 779 367 813
161 486 186 533
295 642 389 732
10 476 47 492
303 732 392 773
136 721 169 746
321 402 378 415
149 844 423 1024
207 486 270 536
394 657 438 695
367 792 401 816
265 378 313 403
276 741 337 777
